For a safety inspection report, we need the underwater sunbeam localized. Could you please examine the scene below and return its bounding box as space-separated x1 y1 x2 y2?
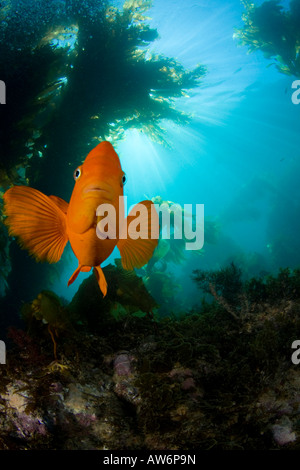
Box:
117 129 170 200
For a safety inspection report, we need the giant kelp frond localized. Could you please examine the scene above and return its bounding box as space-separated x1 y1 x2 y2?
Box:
0 0 206 192
235 0 300 77
0 1 80 181
66 0 205 149
0 0 206 295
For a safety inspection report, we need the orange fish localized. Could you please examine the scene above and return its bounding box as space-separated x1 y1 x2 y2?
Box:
3 141 158 296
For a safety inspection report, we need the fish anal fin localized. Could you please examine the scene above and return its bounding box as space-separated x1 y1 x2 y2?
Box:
117 200 159 270
93 266 108 297
3 186 68 263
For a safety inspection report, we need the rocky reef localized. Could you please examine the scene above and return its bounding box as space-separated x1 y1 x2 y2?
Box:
1 265 300 450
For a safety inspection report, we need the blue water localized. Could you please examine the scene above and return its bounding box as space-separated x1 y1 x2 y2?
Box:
69 0 299 299
1 0 300 310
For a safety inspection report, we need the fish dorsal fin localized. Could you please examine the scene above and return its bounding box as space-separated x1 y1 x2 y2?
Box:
117 200 159 270
3 186 68 263
49 195 69 215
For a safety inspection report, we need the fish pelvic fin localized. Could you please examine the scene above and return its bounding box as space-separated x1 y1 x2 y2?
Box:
68 264 107 298
117 200 159 270
93 266 108 297
67 264 92 287
3 186 68 263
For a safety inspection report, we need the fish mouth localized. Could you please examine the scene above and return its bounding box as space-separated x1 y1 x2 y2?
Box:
83 184 113 200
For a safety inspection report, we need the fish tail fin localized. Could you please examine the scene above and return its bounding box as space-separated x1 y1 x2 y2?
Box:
93 266 108 297
3 186 68 263
117 200 159 270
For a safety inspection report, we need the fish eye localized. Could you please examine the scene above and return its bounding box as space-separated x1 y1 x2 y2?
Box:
74 167 81 180
121 173 127 186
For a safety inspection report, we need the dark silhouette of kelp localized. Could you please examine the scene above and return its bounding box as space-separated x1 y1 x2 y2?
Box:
0 0 206 301
235 0 300 77
0 0 206 193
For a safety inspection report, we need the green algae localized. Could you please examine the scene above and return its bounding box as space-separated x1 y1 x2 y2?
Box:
235 0 300 78
3 261 300 449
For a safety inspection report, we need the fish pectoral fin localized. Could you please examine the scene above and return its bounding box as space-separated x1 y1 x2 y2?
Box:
117 200 159 270
3 186 68 263
93 266 108 297
49 195 69 215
